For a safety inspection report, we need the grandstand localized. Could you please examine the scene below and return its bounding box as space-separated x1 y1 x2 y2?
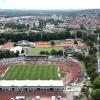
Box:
0 80 64 92
25 55 48 61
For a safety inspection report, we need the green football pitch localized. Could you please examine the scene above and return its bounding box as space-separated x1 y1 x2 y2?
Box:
2 64 59 80
27 47 61 55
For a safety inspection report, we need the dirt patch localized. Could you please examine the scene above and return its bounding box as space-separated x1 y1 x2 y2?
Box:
2 42 14 49
35 41 51 48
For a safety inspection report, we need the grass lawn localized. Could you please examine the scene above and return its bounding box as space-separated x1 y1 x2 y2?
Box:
27 47 61 55
2 64 59 80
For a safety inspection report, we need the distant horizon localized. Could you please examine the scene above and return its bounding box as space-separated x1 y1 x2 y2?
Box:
0 8 100 11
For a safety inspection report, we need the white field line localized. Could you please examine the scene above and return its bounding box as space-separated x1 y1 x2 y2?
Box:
1 67 10 77
58 67 61 77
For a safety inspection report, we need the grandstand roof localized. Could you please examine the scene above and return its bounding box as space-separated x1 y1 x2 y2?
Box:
17 40 35 47
0 80 63 87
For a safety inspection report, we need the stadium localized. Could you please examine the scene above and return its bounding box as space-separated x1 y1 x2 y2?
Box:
0 40 82 100
0 18 88 99
0 54 81 100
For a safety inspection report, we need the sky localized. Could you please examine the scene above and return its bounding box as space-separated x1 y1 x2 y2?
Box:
0 0 100 10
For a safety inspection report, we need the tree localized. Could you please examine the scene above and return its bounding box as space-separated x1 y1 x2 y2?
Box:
86 67 96 76
57 50 63 56
92 89 100 100
0 38 5 45
93 77 100 89
0 50 17 59
74 40 78 45
0 30 72 43
84 87 89 98
95 27 100 33
40 51 45 55
89 47 97 55
45 51 49 55
86 40 93 47
10 51 16 57
51 41 55 47
16 51 19 57
74 52 83 60
4 50 10 58
40 50 49 55
81 87 89 98
90 72 98 83
14 42 17 47
50 49 57 55
76 31 82 38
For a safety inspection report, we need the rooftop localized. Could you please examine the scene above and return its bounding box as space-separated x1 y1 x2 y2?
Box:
0 80 63 87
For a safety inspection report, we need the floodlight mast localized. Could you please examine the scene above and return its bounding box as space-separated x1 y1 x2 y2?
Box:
97 34 100 74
